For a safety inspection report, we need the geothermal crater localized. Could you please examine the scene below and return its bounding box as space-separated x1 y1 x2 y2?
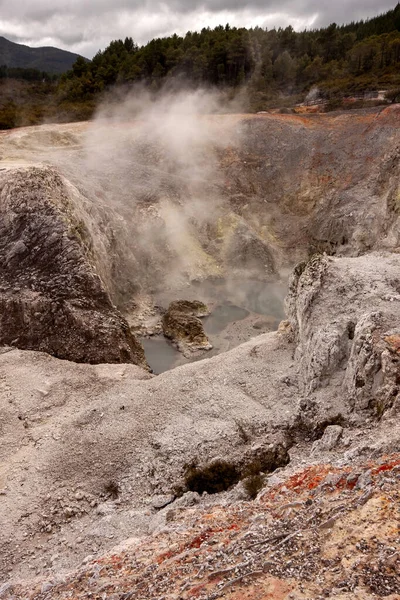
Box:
0 103 400 594
1 104 398 369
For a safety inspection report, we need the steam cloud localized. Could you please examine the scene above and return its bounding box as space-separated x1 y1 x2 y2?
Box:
72 88 240 300
7 85 285 319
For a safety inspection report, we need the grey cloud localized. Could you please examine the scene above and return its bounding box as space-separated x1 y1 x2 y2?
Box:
0 0 394 57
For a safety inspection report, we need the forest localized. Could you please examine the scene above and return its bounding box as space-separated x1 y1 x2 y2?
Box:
1 3 400 128
58 4 400 108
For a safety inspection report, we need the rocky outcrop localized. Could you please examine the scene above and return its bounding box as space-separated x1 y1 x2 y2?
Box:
286 252 400 416
0 166 147 366
167 299 209 316
222 220 276 279
162 300 212 355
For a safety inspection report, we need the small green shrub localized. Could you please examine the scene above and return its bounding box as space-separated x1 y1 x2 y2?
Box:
104 480 120 499
243 474 265 499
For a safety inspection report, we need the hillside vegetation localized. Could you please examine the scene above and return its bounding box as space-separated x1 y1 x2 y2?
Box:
57 3 400 110
1 4 400 128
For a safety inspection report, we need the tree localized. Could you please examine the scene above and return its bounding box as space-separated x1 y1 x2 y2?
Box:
273 51 296 84
56 5 400 112
72 56 88 78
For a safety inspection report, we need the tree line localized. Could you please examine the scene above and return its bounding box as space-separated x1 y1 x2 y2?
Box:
58 3 400 109
0 65 58 82
1 3 399 129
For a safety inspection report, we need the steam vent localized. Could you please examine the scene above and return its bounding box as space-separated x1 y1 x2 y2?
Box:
0 104 400 599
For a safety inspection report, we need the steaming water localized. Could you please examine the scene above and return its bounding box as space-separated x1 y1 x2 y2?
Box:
143 279 287 374
202 304 249 334
141 302 249 375
141 336 180 374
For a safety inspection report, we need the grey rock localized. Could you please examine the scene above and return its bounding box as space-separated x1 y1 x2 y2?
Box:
357 487 374 506
151 494 175 510
312 426 343 454
172 492 201 509
0 167 148 368
346 472 360 486
96 502 116 516
266 473 285 487
319 473 343 488
41 581 54 594
355 470 373 490
225 481 249 503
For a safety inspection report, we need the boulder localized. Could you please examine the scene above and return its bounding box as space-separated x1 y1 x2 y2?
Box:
0 166 148 367
311 425 343 454
167 299 209 317
162 300 212 356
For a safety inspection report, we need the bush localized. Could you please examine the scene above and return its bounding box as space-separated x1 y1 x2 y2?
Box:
386 88 400 103
0 101 17 129
104 480 120 499
243 474 265 499
324 97 344 112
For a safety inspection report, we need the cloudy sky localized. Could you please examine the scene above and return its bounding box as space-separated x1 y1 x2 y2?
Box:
0 0 396 58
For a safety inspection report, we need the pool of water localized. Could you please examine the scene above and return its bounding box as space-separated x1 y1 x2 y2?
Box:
203 304 249 334
141 336 181 374
142 278 287 374
141 302 250 374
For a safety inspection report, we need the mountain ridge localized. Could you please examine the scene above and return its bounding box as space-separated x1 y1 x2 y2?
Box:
0 35 86 74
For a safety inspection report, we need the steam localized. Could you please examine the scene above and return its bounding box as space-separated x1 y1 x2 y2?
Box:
76 87 240 298
1 85 285 319
305 86 320 103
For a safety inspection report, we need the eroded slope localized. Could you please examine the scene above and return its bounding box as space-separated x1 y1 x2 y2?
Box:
0 253 399 587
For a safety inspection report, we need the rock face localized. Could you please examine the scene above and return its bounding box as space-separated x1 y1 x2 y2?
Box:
223 107 400 268
167 299 209 316
0 166 147 366
286 253 400 416
162 300 212 355
223 221 276 278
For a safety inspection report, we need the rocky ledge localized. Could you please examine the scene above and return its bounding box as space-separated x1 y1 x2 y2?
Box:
0 166 148 367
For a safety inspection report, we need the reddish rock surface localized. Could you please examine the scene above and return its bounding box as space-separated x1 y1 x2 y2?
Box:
8 455 399 600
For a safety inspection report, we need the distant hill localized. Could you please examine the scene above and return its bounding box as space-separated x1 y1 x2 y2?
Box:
0 36 86 74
